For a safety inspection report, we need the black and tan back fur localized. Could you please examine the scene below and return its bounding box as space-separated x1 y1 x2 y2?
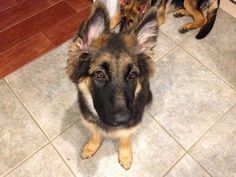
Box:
67 0 159 170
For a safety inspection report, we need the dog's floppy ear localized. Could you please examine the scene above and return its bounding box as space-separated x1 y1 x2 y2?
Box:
133 7 158 54
77 0 110 51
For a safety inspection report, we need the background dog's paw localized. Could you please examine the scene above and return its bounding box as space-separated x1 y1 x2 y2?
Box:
179 27 189 33
119 155 132 170
174 11 184 17
174 9 189 18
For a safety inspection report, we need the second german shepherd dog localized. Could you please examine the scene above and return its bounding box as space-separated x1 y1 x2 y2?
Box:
158 0 220 39
111 0 220 39
67 1 158 170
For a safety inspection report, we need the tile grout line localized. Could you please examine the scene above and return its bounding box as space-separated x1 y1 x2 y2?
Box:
161 152 187 177
188 153 214 177
160 27 197 46
50 118 81 142
180 46 236 91
50 142 77 177
147 108 212 177
187 100 236 152
146 110 190 177
3 78 78 177
160 30 236 177
159 30 179 45
4 79 51 139
154 31 179 62
157 26 236 152
154 28 197 63
159 29 180 46
146 111 188 151
154 45 178 63
147 99 236 176
162 100 236 177
2 142 50 177
220 6 236 19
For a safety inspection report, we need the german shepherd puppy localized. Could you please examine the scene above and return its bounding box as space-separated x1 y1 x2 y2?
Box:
111 0 220 39
67 1 158 170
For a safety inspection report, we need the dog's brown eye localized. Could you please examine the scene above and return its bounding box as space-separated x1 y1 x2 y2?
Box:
128 71 136 80
95 71 106 80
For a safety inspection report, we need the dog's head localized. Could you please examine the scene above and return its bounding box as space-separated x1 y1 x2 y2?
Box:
120 0 152 31
67 1 158 127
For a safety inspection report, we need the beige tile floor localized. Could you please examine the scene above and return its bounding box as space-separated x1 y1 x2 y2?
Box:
1 5 236 177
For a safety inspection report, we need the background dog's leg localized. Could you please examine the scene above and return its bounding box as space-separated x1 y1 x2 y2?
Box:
81 130 103 159
158 0 168 25
179 0 207 33
119 136 132 170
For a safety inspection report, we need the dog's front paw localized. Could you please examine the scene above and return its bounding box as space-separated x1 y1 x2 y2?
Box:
119 136 132 170
119 153 132 170
80 144 95 159
81 133 102 159
80 141 101 159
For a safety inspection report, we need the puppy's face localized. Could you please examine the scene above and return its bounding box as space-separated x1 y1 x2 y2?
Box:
67 1 158 127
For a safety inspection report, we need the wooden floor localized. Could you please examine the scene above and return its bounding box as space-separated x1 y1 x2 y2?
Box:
0 0 92 78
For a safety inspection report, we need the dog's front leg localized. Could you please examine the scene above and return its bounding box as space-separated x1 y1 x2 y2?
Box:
119 135 132 170
81 130 103 159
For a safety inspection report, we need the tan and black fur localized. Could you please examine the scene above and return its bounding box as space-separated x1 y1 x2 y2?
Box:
111 0 220 39
67 1 158 170
110 0 153 31
158 0 220 39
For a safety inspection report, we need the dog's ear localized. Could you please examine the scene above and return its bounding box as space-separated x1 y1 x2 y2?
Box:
69 53 91 83
133 7 158 54
137 53 155 79
68 1 109 83
76 1 110 51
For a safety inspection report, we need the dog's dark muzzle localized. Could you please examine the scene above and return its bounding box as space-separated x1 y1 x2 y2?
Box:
104 109 131 126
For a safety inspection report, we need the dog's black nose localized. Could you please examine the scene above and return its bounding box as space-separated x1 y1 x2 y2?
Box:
111 112 130 126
